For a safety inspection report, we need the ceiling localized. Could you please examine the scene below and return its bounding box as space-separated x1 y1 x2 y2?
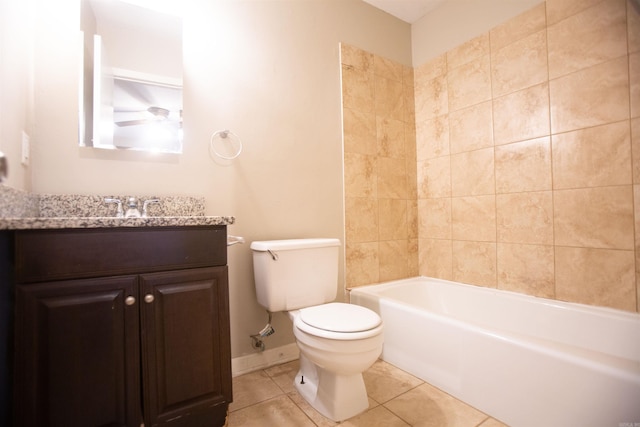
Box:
89 0 182 40
362 0 447 23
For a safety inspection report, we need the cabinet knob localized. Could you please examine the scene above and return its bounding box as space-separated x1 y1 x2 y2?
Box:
144 294 155 304
125 296 136 306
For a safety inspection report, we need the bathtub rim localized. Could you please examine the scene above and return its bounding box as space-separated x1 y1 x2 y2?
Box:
348 275 640 321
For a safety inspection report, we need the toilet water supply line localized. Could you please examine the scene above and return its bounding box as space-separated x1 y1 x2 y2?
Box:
224 234 274 352
251 310 275 352
224 235 275 351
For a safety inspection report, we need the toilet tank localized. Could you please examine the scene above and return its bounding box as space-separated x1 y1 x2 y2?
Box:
250 238 340 312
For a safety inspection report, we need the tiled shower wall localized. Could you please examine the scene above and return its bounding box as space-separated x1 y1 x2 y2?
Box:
342 0 640 313
341 44 418 288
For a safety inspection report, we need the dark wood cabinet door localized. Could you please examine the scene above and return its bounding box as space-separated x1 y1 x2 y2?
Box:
140 267 231 427
14 276 142 427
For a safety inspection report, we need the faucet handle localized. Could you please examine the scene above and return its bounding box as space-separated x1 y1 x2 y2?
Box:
104 198 123 218
0 151 7 183
142 199 160 218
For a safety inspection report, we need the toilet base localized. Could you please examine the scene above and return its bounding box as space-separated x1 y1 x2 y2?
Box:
294 353 369 422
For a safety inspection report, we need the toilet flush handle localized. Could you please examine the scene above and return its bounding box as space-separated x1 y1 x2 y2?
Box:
267 250 278 261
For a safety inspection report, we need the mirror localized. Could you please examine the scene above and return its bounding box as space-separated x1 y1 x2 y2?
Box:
79 0 183 153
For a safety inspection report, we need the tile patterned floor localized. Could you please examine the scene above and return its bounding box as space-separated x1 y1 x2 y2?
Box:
228 359 510 426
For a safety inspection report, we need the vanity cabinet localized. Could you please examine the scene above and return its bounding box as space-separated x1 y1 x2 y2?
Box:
10 226 232 427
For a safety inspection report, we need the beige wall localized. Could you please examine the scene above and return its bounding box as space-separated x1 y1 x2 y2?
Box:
1 0 411 358
411 0 541 67
0 0 33 191
413 0 638 312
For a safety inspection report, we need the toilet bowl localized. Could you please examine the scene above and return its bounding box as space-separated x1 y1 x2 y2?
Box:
289 303 383 421
250 239 384 421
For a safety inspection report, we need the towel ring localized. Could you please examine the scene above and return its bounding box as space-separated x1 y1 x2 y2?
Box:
210 129 242 160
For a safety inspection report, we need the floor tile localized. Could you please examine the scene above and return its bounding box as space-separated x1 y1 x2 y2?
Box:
229 359 510 426
228 395 315 427
229 370 284 412
264 360 299 394
286 391 340 427
362 359 424 403
340 405 411 426
383 382 488 427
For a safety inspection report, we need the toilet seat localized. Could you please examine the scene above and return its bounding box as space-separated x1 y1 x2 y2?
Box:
295 303 383 340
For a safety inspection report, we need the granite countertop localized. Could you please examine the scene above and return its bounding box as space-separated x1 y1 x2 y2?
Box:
0 215 235 230
0 186 235 230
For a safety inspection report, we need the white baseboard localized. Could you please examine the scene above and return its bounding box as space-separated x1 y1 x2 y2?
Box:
231 343 299 377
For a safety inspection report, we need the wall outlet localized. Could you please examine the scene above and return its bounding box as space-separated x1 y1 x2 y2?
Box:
21 131 29 166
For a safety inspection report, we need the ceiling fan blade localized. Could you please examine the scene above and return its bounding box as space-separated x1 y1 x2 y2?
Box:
115 119 152 127
115 106 178 127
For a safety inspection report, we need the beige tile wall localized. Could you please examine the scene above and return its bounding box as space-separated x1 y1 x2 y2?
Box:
342 0 640 313
341 44 418 287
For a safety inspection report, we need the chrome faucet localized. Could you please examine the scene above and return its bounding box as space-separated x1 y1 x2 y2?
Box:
142 199 159 218
0 151 7 183
105 197 160 218
124 197 141 218
104 198 124 218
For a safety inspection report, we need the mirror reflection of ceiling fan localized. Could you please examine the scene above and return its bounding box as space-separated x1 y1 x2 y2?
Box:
114 106 182 127
112 76 182 129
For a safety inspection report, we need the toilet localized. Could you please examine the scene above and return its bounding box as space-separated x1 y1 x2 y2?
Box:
250 238 383 421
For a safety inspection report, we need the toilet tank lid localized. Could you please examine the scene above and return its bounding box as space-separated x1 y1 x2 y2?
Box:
250 238 340 251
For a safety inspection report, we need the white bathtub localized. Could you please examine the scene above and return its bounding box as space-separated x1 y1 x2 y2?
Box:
350 276 640 427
